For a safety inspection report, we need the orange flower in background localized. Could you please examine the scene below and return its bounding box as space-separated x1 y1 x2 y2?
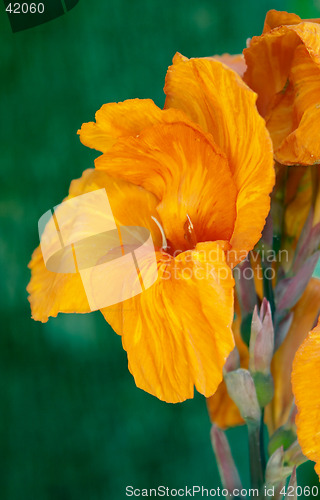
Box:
244 10 320 166
28 56 274 403
292 315 320 477
267 278 320 436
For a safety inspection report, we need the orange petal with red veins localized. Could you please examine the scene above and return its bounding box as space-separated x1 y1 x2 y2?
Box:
27 169 162 322
164 55 274 265
265 278 320 435
102 242 235 403
292 318 320 478
78 98 187 153
96 121 237 253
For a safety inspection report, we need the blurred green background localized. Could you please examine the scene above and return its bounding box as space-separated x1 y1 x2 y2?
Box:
1 0 320 498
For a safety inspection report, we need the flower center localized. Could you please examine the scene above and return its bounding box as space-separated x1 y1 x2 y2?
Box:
152 214 197 257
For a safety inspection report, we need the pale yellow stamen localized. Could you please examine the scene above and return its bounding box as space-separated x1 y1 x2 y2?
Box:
151 216 168 250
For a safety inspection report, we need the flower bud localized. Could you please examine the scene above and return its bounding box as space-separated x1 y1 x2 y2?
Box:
249 300 275 407
265 446 293 488
225 369 261 423
249 299 274 375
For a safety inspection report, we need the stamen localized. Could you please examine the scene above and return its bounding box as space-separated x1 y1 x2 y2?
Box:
184 214 197 249
151 216 168 250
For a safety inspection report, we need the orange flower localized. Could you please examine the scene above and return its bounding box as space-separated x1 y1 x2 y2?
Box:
28 56 274 403
292 315 320 477
244 10 320 166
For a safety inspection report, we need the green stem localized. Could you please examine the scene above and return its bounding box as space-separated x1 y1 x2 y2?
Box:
248 421 265 499
259 409 266 473
261 261 275 318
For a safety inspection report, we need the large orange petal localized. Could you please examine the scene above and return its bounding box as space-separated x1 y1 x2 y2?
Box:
102 242 235 403
78 99 187 153
292 319 320 478
265 278 320 435
244 29 299 118
27 169 162 322
96 121 237 253
164 55 274 264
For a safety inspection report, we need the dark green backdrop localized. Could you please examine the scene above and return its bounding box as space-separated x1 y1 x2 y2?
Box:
1 1 319 498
